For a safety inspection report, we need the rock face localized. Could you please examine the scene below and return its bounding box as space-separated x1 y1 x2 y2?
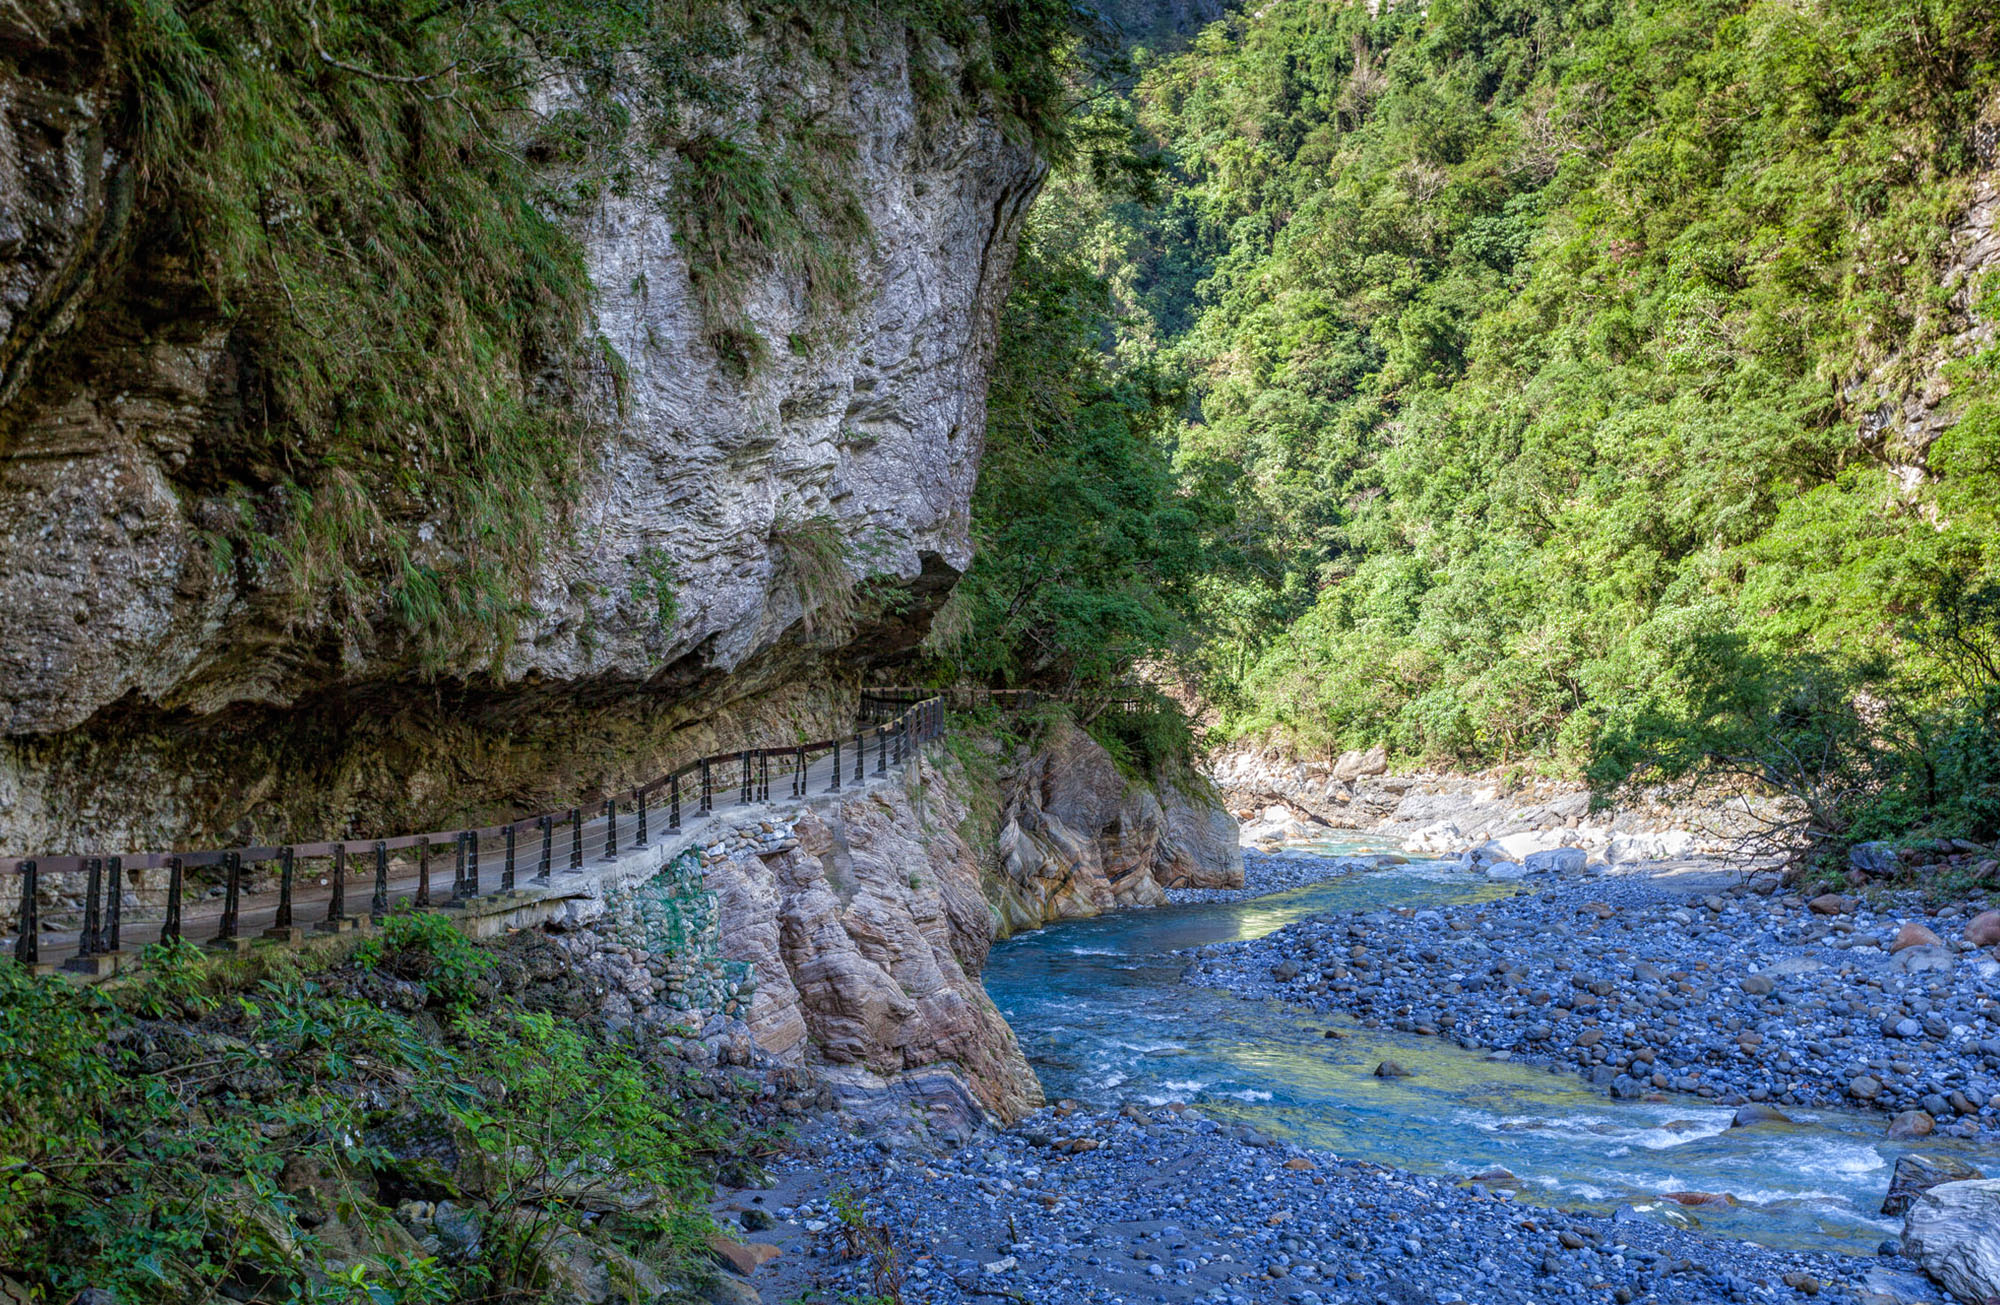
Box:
702 748 1042 1125
0 5 1042 854
988 718 1244 937
696 723 1242 1125
1904 1179 2000 1304
1209 747 1765 865
1884 1154 1985 1217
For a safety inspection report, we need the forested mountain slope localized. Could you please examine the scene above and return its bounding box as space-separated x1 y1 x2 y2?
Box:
1010 0 2000 844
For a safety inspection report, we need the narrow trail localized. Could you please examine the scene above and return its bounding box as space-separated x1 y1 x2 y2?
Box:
7 702 939 973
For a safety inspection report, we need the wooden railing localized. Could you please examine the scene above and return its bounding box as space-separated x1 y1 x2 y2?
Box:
4 696 945 973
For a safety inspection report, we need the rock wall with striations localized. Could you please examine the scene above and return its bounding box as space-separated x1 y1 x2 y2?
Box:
0 1 1043 855
699 747 1043 1128
987 717 1243 937
691 723 1241 1128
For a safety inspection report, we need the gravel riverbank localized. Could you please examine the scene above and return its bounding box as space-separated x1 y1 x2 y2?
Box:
728 1104 1949 1305
1166 847 1409 904
692 853 2000 1305
1185 864 2000 1129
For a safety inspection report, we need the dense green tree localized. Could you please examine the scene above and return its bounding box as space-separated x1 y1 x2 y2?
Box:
1070 0 2000 799
931 178 1225 689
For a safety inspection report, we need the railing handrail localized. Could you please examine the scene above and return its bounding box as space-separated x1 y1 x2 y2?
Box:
0 696 945 877
3 687 1153 971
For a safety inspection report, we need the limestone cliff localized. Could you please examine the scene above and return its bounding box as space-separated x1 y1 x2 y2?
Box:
0 1 1042 854
986 717 1242 937
691 721 1240 1127
698 748 1042 1127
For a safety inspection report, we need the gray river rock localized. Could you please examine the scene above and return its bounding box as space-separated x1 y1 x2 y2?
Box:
1901 1180 2000 1304
741 843 1997 1304
1184 852 2000 1126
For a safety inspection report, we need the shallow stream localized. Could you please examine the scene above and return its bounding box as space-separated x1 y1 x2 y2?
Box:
982 845 1989 1256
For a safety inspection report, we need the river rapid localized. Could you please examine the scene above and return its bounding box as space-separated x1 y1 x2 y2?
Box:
982 843 1990 1258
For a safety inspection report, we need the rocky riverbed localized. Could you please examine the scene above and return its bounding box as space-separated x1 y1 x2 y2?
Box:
1166 846 1413 905
692 848 2000 1305
726 1104 1954 1304
1184 865 2000 1130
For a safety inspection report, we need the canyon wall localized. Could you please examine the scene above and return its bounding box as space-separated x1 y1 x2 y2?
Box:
0 1 1244 1131
0 2 1042 854
987 717 1242 936
692 722 1240 1128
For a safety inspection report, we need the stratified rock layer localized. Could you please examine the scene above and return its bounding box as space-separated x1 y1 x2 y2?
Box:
703 748 1041 1123
699 726 1242 1124
1904 1179 2000 1304
991 718 1243 936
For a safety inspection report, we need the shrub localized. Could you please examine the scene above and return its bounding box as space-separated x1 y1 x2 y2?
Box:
356 906 494 1009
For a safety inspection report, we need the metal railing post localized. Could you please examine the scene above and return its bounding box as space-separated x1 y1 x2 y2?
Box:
855 731 864 783
700 760 712 814
14 860 36 964
275 847 295 930
75 858 101 960
161 858 181 944
570 809 583 871
603 798 618 860
741 752 752 804
104 857 121 953
670 774 682 831
417 837 432 907
466 831 481 896
831 740 841 791
877 725 887 774
217 852 241 943
453 834 467 901
538 816 553 881
327 844 348 926
502 825 517 892
636 788 648 846
373 842 390 919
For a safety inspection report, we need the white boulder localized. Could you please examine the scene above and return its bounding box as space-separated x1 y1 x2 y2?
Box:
1488 831 1559 861
1403 820 1463 855
1239 805 1309 846
1904 1179 2000 1303
1524 847 1588 875
1332 744 1388 780
1605 829 1697 863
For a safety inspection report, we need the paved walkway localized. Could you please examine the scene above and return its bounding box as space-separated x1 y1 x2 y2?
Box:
14 734 911 974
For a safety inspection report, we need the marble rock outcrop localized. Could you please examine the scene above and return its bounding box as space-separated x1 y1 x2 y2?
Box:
989 717 1243 937
0 5 1042 854
1904 1179 2000 1304
701 749 1041 1125
697 726 1243 1125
